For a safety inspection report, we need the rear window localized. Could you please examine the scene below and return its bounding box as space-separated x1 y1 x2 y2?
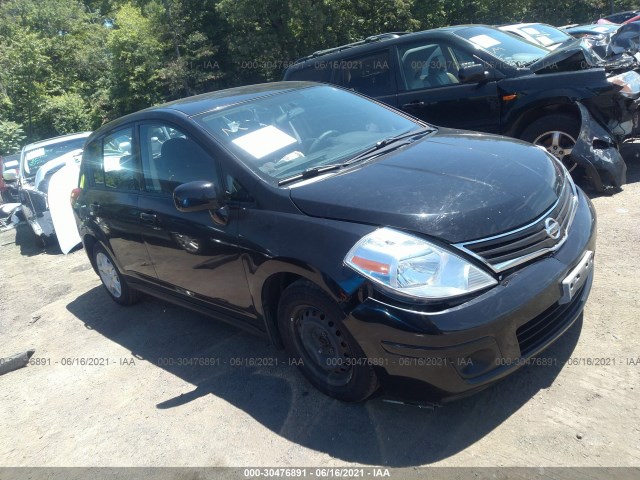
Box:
286 62 333 83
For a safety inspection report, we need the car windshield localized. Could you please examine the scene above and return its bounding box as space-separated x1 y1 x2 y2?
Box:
194 85 424 183
519 24 573 46
22 137 88 178
456 26 550 66
572 24 620 35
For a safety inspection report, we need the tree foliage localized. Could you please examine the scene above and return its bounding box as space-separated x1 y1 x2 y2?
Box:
0 0 638 144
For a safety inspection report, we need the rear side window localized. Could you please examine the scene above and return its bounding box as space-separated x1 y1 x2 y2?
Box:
337 50 393 97
83 139 104 186
102 127 137 191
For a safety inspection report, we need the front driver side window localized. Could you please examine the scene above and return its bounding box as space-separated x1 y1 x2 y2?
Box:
399 42 480 91
139 123 219 195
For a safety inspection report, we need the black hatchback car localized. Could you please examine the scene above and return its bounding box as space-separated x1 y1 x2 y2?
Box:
284 25 639 192
73 82 596 402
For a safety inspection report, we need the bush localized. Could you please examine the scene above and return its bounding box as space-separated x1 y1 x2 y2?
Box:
40 93 92 136
0 120 26 156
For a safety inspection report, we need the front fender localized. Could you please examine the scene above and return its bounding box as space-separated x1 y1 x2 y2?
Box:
572 102 627 192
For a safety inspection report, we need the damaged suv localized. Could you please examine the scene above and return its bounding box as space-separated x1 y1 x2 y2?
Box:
284 25 640 192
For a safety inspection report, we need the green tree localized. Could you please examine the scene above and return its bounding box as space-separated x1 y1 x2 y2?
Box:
0 120 25 156
40 93 92 135
105 2 164 117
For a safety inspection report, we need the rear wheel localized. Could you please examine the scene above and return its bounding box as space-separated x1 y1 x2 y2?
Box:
520 114 580 172
278 281 378 402
93 245 140 305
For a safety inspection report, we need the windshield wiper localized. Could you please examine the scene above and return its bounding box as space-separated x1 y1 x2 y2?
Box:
343 127 435 166
277 127 435 186
277 163 344 186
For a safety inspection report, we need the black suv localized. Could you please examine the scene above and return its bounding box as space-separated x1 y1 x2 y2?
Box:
73 82 596 402
284 25 640 192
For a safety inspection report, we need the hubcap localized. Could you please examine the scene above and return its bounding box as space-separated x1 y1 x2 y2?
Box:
533 130 578 172
292 306 353 386
96 252 122 298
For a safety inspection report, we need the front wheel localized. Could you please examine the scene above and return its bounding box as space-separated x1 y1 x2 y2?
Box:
93 245 140 305
520 114 580 172
278 281 378 402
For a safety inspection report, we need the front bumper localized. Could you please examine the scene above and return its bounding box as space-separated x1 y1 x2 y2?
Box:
343 189 597 401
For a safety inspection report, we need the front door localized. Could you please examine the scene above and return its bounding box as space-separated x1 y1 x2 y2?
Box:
394 41 501 133
136 122 255 322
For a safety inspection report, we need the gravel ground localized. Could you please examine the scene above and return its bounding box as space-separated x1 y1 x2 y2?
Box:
0 150 639 469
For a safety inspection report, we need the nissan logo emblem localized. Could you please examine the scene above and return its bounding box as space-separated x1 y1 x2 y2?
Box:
545 218 562 240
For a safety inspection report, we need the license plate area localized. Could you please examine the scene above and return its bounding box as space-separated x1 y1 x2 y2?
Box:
559 250 594 305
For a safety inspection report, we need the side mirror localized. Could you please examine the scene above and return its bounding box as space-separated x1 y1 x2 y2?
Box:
3 170 17 182
458 64 490 83
173 180 220 213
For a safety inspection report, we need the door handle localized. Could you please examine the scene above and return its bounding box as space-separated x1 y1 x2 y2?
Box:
140 212 157 223
402 101 425 108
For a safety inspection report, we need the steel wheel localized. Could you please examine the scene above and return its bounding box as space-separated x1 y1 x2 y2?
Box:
278 281 378 402
96 251 122 299
291 305 354 387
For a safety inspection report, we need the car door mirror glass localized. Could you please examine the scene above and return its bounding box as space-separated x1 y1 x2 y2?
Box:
173 180 220 212
458 63 490 83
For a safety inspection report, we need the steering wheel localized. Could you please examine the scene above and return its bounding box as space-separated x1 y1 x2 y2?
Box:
308 130 340 154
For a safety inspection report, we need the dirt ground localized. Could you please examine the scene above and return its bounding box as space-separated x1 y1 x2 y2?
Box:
0 148 639 470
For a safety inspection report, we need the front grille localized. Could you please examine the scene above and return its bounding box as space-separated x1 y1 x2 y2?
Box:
457 175 577 272
517 283 586 357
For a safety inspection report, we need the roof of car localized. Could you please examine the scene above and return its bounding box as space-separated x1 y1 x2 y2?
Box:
154 81 318 116
291 25 486 64
23 132 92 151
87 81 323 141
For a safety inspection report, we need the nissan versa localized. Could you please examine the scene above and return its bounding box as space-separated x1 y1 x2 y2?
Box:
73 82 596 402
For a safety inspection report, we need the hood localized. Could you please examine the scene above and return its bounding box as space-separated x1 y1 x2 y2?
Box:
530 24 640 73
289 129 565 244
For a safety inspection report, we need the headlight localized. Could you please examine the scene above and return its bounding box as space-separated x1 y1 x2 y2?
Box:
608 71 640 98
344 228 497 300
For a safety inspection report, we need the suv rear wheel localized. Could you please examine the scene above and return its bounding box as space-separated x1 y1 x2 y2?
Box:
278 281 378 402
521 114 580 172
93 245 140 305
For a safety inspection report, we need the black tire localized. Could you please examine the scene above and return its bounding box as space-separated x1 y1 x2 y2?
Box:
93 244 140 306
520 114 580 171
278 280 378 402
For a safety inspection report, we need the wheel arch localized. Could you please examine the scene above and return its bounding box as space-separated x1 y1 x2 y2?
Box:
508 101 581 139
252 258 362 348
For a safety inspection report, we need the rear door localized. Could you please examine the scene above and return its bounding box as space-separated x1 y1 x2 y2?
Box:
136 121 256 322
333 48 398 106
394 39 502 133
83 126 155 278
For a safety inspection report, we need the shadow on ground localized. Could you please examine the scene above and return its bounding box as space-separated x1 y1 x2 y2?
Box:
67 286 581 467
13 223 62 257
